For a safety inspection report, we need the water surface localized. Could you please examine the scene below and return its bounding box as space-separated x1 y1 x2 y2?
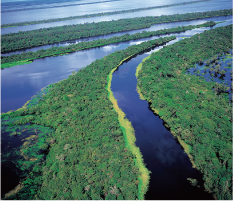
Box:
2 15 232 56
1 0 232 34
111 47 213 200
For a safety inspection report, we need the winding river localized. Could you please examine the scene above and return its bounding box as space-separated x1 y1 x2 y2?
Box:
111 43 213 200
1 19 232 113
1 0 232 198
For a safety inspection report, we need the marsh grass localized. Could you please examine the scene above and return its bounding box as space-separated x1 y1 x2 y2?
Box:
107 55 150 200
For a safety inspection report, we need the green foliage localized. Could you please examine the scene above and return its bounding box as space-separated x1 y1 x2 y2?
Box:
1 122 54 199
2 37 175 199
1 0 212 28
137 25 232 199
1 21 215 68
1 9 231 53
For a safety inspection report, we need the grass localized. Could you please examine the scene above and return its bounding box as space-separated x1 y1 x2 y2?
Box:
216 21 227 24
135 51 198 170
136 53 160 115
176 136 197 169
1 60 32 69
107 55 150 200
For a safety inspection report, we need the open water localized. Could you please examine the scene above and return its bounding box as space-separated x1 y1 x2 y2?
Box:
111 46 213 200
1 0 232 198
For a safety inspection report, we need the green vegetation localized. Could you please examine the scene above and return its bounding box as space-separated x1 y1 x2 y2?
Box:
1 21 215 69
107 55 151 199
1 119 54 199
2 9 231 53
136 25 232 199
1 36 175 199
1 0 211 28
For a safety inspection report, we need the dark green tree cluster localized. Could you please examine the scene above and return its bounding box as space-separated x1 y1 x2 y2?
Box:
137 25 232 199
1 9 231 53
1 21 215 68
1 0 211 28
2 36 175 200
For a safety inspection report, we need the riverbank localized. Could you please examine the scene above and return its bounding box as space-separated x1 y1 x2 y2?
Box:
137 25 232 199
107 55 150 200
2 9 231 53
136 53 198 170
1 0 211 28
1 21 215 69
1 36 175 199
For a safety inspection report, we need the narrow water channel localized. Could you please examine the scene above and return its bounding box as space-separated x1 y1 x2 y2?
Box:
2 15 232 56
111 46 213 199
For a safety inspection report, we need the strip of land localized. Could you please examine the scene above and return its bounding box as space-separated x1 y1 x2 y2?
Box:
1 36 175 200
1 0 211 28
2 9 231 53
1 21 215 69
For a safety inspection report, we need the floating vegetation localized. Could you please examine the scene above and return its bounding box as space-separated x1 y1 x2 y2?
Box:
187 50 232 100
1 118 54 199
26 84 54 109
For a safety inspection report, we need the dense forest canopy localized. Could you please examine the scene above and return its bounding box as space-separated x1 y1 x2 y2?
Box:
1 0 232 198
1 9 231 53
1 21 216 69
1 36 175 200
137 25 232 200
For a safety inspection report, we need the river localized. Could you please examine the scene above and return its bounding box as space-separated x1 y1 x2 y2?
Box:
1 19 232 113
1 0 232 198
2 15 232 56
1 0 232 34
111 43 213 200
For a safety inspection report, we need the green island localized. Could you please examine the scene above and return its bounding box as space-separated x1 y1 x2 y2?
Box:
1 0 211 28
1 36 175 200
1 21 216 69
1 9 231 53
136 25 232 200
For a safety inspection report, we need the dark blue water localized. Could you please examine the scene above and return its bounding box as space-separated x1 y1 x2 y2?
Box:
1 0 232 198
1 161 21 197
111 50 213 200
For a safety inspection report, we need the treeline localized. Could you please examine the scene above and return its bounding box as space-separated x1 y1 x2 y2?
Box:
1 0 211 28
1 9 231 53
2 36 175 200
137 25 232 199
1 21 216 69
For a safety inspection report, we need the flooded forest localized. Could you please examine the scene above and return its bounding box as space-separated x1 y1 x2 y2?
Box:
1 0 232 200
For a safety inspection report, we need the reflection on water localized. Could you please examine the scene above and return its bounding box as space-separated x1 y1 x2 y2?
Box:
2 19 231 113
1 43 127 113
1 0 232 33
2 16 232 56
111 48 213 200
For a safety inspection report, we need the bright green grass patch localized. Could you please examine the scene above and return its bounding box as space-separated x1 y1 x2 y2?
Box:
1 60 32 69
107 55 150 200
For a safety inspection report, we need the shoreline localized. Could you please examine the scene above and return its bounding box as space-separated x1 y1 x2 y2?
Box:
107 55 150 199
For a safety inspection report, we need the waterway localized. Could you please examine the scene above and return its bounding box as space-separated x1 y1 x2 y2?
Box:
1 0 232 198
2 20 231 113
2 15 232 56
111 44 213 200
1 0 232 34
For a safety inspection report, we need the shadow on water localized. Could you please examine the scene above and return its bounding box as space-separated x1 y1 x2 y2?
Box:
1 161 21 196
1 121 54 198
111 45 214 200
